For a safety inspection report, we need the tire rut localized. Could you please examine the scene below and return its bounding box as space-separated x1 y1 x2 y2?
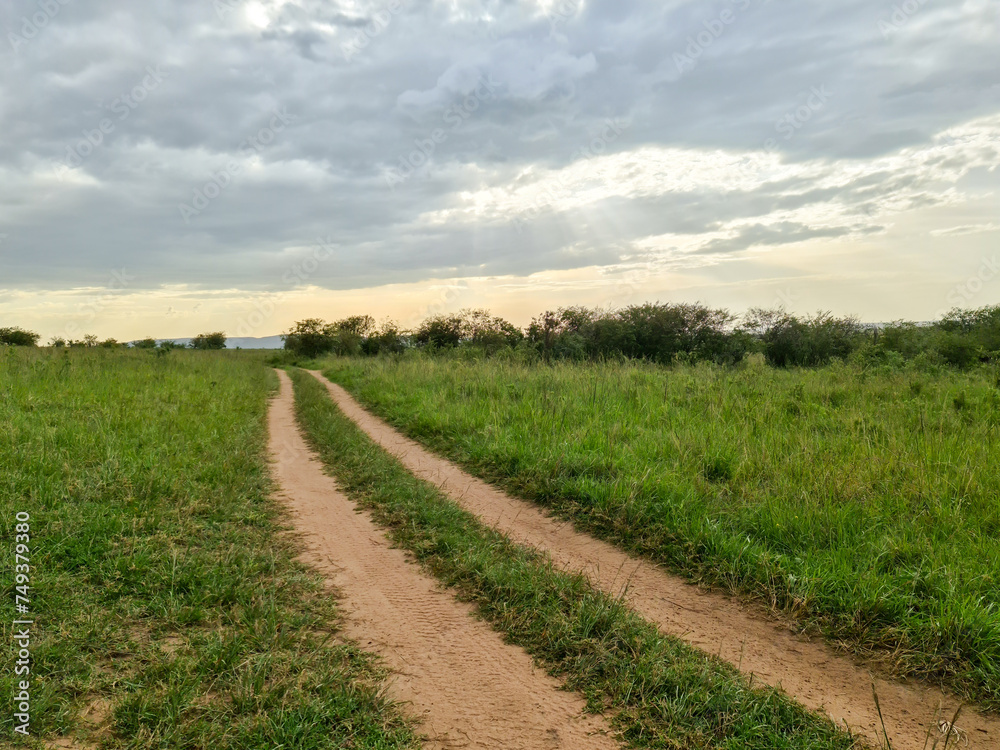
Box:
309 370 1000 750
270 371 617 749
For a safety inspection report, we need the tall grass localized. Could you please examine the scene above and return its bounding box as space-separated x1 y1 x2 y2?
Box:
322 354 1000 710
0 348 416 748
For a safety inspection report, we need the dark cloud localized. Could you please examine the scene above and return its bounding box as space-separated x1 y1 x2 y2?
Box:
1 0 998 292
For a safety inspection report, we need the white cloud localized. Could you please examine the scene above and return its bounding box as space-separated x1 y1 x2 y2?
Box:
1 0 999 337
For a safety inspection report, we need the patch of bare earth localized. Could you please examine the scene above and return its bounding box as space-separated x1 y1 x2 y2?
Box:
45 696 111 750
311 370 1000 750
270 371 616 749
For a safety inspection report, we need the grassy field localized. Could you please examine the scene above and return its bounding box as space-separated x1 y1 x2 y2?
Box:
321 354 1000 710
289 367 859 750
0 348 416 748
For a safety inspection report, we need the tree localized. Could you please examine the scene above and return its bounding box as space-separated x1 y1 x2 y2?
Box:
616 302 738 363
461 309 523 353
525 307 598 360
0 327 40 347
190 332 227 350
330 315 375 355
742 309 866 367
49 337 67 348
938 305 1000 360
362 320 407 355
414 314 465 349
283 319 335 358
131 338 158 349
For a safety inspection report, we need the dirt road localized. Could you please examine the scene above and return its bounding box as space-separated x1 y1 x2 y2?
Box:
269 371 617 749
310 370 1000 750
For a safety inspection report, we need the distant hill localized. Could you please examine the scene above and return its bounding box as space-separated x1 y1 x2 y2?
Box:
225 335 284 349
152 335 284 350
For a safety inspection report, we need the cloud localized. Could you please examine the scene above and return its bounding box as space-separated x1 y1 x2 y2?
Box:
1 0 999 336
930 222 1000 237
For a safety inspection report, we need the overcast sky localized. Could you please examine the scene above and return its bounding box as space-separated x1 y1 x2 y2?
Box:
1 0 998 341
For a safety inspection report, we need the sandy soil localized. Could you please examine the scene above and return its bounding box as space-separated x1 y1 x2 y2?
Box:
269 371 617 749
311 370 1000 750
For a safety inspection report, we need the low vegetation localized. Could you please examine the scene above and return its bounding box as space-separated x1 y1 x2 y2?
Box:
3 331 230 350
289 368 860 750
280 304 1000 369
0 327 40 346
189 332 228 350
322 354 1000 710
0 348 416 748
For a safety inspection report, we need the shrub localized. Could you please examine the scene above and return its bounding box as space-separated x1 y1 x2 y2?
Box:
284 302 1000 371
283 319 335 358
743 309 867 367
362 320 407 355
0 327 40 347
464 309 523 353
190 332 227 350
330 316 375 356
414 314 465 349
933 331 980 368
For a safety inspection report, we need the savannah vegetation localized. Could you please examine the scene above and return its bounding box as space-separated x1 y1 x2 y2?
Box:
0 347 416 748
282 303 1000 370
320 353 1000 710
4 299 999 742
0 330 230 350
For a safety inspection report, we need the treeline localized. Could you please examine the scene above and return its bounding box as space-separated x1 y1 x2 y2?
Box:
0 330 228 350
283 303 1000 369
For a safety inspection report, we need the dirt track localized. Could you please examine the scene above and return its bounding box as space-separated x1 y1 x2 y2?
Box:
269 371 617 749
310 370 1000 750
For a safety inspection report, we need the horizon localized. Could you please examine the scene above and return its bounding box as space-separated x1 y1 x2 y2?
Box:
26 302 966 347
2 1 998 342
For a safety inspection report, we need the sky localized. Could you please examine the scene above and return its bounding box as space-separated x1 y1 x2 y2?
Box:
1 0 998 342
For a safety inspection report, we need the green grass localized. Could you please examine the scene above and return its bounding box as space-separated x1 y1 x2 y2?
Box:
0 348 417 749
289 367 861 749
319 354 1000 711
